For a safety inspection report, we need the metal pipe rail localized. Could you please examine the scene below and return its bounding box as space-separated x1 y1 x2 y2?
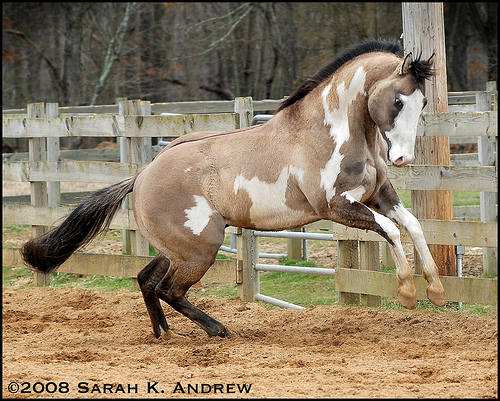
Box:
255 263 336 275
253 230 334 241
255 293 305 310
250 114 273 126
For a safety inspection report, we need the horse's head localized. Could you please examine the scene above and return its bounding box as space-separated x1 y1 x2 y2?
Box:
367 52 435 167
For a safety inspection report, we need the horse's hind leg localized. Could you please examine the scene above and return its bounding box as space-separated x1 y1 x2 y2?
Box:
155 259 229 338
137 255 171 338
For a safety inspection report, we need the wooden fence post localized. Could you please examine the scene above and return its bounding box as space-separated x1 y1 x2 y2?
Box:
381 242 395 270
338 240 360 304
402 2 456 276
234 96 253 128
359 241 381 307
118 98 131 254
126 99 151 257
27 102 49 286
237 228 259 302
287 228 303 261
46 103 60 208
477 81 497 276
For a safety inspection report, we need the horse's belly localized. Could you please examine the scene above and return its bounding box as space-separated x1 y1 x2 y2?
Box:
236 202 318 231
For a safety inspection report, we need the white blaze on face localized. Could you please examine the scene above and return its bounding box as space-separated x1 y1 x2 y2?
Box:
183 195 214 235
320 66 366 203
384 89 425 165
233 165 304 223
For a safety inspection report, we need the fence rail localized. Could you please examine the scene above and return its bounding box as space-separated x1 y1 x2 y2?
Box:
2 113 240 138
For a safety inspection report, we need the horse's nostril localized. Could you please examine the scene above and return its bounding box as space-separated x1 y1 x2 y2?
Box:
394 156 404 166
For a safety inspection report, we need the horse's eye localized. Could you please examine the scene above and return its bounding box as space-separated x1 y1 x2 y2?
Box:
394 98 403 110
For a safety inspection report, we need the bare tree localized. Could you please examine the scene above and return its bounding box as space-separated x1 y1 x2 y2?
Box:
90 2 136 105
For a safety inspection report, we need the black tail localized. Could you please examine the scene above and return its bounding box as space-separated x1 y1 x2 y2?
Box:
20 176 137 273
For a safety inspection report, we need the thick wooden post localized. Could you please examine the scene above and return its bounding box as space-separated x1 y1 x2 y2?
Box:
477 82 497 275
234 96 253 128
287 227 303 261
381 242 395 269
118 98 131 254
27 103 49 286
402 2 456 276
338 240 360 304
46 103 60 208
237 228 259 302
359 241 381 307
127 99 151 256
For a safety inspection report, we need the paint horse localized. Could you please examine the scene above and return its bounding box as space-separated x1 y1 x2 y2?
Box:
22 39 445 339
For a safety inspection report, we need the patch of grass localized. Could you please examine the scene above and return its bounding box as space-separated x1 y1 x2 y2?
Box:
189 283 238 300
396 189 412 208
380 297 496 315
380 265 397 273
259 271 337 307
2 265 32 286
76 275 136 291
149 245 158 256
216 253 233 260
3 224 30 235
2 265 137 291
395 190 482 208
278 256 317 267
50 272 80 287
480 273 498 279
452 191 482 206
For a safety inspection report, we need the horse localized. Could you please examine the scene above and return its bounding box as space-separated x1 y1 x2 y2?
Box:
21 39 446 340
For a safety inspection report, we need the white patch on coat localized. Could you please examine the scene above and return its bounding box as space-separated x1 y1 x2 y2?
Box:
183 195 214 235
388 202 435 269
320 66 367 203
341 186 366 203
384 89 425 164
233 165 305 223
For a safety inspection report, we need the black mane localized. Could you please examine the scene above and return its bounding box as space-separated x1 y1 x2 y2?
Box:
408 50 435 83
276 39 409 113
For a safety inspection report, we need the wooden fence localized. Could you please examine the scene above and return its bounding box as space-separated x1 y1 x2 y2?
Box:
2 90 497 306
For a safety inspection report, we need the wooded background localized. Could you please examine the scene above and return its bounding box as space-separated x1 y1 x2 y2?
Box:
2 2 497 151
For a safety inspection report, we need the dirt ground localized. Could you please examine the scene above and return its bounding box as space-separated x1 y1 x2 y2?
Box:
2 286 497 399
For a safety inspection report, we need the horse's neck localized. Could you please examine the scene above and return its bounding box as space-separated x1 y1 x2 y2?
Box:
285 80 371 148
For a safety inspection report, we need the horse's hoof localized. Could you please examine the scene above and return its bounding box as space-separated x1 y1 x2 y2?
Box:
209 325 231 338
397 277 417 309
218 327 232 338
427 285 446 307
154 324 170 339
398 287 417 310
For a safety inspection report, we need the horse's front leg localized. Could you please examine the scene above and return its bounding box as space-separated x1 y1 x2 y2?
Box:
329 194 417 309
367 180 445 307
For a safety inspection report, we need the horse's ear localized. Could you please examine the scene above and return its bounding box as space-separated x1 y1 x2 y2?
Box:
424 52 436 66
400 52 413 75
